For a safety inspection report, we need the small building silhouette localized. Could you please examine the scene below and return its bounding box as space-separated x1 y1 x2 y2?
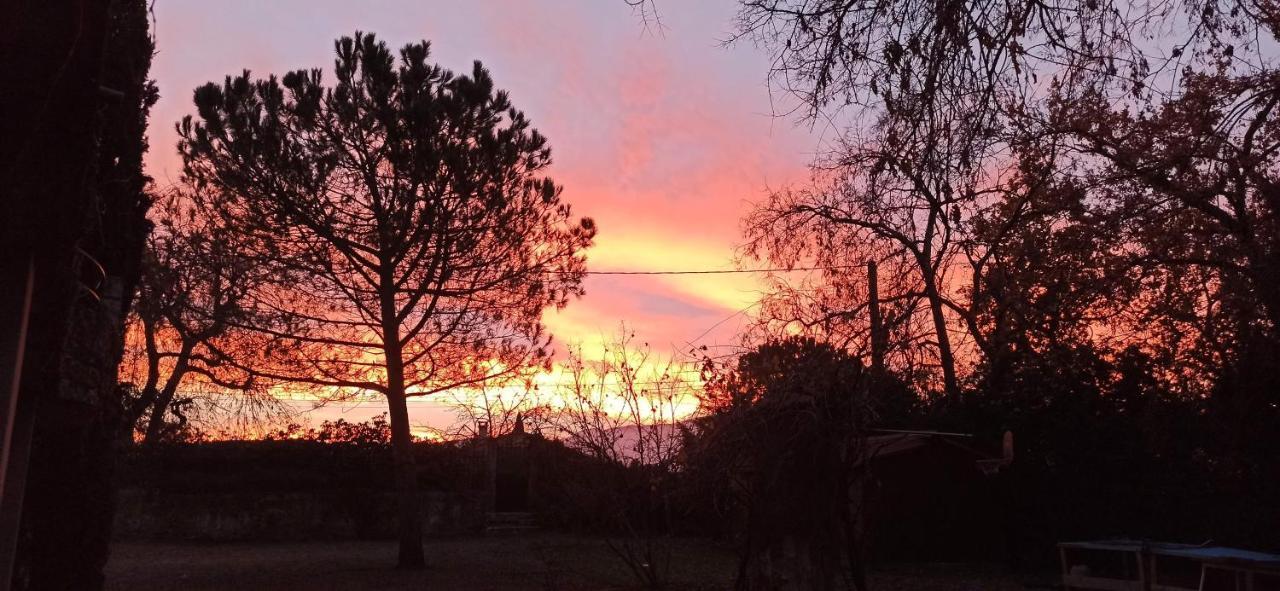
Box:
862 431 1012 562
472 415 540 532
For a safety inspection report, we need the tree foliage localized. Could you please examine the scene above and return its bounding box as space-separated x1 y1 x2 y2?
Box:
737 0 1280 392
176 32 595 568
687 337 871 590
121 190 288 443
736 0 1280 562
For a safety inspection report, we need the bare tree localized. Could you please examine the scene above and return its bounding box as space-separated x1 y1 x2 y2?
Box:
623 0 665 35
548 331 695 588
444 376 549 440
551 332 691 467
734 0 1275 397
119 190 288 443
743 120 1004 399
176 33 595 568
731 0 1264 128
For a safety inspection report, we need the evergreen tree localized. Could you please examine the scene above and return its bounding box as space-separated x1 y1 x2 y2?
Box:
178 32 595 567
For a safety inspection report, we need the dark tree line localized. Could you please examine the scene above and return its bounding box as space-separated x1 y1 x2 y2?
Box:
685 338 872 590
736 0 1280 387
734 0 1280 567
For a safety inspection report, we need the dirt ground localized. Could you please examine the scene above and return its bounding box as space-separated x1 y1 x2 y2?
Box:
106 534 1038 590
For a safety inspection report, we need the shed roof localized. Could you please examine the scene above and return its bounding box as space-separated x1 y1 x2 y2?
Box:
865 432 992 459
862 432 1011 474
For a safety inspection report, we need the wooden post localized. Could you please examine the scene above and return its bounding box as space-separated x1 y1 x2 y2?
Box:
1060 546 1072 591
867 261 886 378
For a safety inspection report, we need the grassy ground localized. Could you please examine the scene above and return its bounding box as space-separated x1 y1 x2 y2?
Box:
106 534 1034 590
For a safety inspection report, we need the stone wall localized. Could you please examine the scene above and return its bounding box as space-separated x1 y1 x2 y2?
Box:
113 488 485 541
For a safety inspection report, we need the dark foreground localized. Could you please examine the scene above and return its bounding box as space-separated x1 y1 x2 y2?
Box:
106 534 1035 590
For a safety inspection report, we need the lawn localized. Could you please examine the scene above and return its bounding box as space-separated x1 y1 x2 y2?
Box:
106 534 1035 590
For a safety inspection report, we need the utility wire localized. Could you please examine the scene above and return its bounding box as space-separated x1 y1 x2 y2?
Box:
570 264 859 276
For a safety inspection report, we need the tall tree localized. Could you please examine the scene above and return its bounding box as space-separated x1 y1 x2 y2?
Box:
177 33 595 567
2 0 157 587
743 122 997 400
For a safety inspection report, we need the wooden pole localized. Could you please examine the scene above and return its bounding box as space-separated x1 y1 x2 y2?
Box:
867 261 886 378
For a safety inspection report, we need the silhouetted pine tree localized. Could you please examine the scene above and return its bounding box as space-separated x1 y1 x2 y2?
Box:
177 33 595 568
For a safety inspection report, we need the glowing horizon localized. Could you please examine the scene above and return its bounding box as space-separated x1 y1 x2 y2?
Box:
142 0 819 434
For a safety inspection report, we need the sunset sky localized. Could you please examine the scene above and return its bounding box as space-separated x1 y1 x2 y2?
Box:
145 0 821 432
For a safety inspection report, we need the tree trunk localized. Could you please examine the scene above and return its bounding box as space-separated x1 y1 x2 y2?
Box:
142 345 191 444
1252 256 1280 338
386 385 424 568
381 329 424 569
1 0 132 588
121 314 163 435
922 265 960 400
845 447 870 591
747 533 836 591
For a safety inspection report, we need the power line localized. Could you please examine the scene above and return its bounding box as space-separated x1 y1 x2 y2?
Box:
574 264 859 276
688 301 760 345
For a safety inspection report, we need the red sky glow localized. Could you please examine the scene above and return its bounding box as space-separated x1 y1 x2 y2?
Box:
145 0 820 433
